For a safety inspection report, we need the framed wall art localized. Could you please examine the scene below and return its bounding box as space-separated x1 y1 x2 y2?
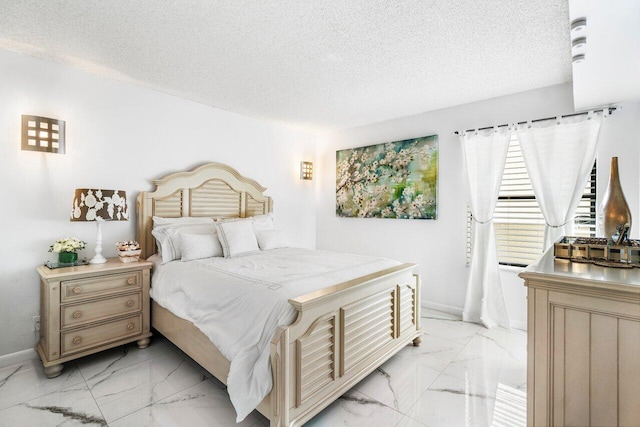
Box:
336 135 438 219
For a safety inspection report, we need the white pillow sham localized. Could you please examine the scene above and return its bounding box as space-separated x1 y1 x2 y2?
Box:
252 213 275 231
180 233 223 261
152 216 215 263
153 216 213 226
215 220 260 258
255 230 289 251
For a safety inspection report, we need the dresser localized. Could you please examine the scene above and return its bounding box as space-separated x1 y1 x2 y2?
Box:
36 258 153 378
519 250 640 427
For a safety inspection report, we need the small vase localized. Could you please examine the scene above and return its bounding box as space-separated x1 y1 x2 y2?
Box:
599 157 632 242
58 251 78 265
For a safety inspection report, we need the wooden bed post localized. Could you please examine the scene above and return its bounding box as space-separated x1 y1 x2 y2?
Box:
413 273 422 346
270 326 290 427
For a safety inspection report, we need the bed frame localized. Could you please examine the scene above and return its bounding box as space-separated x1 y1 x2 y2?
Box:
136 162 422 426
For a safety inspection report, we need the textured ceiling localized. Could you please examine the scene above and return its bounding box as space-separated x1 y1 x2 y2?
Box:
0 1 572 132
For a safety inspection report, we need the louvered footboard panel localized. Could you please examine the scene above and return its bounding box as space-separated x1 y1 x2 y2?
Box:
296 315 336 406
399 284 417 335
278 264 421 427
340 289 394 376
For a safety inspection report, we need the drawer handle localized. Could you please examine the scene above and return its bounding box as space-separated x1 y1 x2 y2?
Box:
73 287 82 294
127 277 135 285
127 323 135 330
126 300 135 308
73 337 82 345
72 311 82 318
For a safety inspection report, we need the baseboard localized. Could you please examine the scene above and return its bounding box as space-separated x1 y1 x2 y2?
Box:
422 301 463 317
422 301 527 331
0 348 38 369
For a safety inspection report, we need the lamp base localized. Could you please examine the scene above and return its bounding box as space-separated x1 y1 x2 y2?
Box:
90 254 107 264
91 219 107 264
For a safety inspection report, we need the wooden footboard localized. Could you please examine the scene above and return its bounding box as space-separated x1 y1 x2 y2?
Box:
270 263 421 427
151 263 421 427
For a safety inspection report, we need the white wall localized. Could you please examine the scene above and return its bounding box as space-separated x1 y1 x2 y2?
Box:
3 50 639 358
0 50 317 357
316 83 640 330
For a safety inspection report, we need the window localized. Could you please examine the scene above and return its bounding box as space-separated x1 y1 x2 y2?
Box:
467 134 596 267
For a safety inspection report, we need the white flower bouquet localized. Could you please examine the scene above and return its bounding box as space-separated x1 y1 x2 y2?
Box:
49 237 86 253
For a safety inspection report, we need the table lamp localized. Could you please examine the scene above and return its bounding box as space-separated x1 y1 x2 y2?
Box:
71 189 128 264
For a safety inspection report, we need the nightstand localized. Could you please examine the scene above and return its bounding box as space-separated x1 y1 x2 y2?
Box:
36 258 153 378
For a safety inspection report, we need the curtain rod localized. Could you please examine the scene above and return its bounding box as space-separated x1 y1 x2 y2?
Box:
453 106 618 135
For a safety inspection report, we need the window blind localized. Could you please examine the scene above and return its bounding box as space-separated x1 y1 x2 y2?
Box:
467 134 596 267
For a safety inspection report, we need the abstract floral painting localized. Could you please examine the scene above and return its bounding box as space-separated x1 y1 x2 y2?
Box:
336 135 438 219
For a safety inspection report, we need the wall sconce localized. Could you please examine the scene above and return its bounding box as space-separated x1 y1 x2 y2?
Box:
21 115 66 154
300 161 313 180
71 189 128 264
570 18 587 64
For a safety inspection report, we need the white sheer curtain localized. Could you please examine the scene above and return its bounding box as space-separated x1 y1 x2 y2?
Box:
517 114 602 250
460 128 511 329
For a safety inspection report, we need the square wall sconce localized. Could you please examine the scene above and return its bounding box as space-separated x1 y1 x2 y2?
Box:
21 115 66 154
300 161 313 180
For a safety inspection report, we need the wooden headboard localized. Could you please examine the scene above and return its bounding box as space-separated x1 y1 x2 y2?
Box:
136 162 273 259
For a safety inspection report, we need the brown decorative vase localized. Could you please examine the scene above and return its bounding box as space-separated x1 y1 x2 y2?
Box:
599 157 632 242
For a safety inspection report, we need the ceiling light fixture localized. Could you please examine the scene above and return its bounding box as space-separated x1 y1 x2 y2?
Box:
571 18 587 32
572 54 586 64
570 18 587 65
572 37 587 49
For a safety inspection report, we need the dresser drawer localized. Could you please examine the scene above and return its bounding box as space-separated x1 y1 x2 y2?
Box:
61 314 142 356
61 272 141 302
61 293 141 329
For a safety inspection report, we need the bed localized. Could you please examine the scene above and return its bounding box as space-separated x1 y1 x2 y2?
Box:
136 162 423 426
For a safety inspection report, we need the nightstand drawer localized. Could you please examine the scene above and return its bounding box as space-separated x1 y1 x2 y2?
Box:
61 293 141 329
61 314 142 356
61 272 141 302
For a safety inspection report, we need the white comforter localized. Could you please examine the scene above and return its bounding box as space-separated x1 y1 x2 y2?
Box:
150 248 399 421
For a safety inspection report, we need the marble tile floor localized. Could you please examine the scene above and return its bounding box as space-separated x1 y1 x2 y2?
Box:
0 310 527 426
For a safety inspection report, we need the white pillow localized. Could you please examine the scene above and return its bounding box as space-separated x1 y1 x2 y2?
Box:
215 220 260 258
153 216 213 226
180 233 223 261
152 216 215 263
255 230 289 251
252 213 275 231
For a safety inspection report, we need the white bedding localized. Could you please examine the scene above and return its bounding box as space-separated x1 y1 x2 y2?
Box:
150 248 399 421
